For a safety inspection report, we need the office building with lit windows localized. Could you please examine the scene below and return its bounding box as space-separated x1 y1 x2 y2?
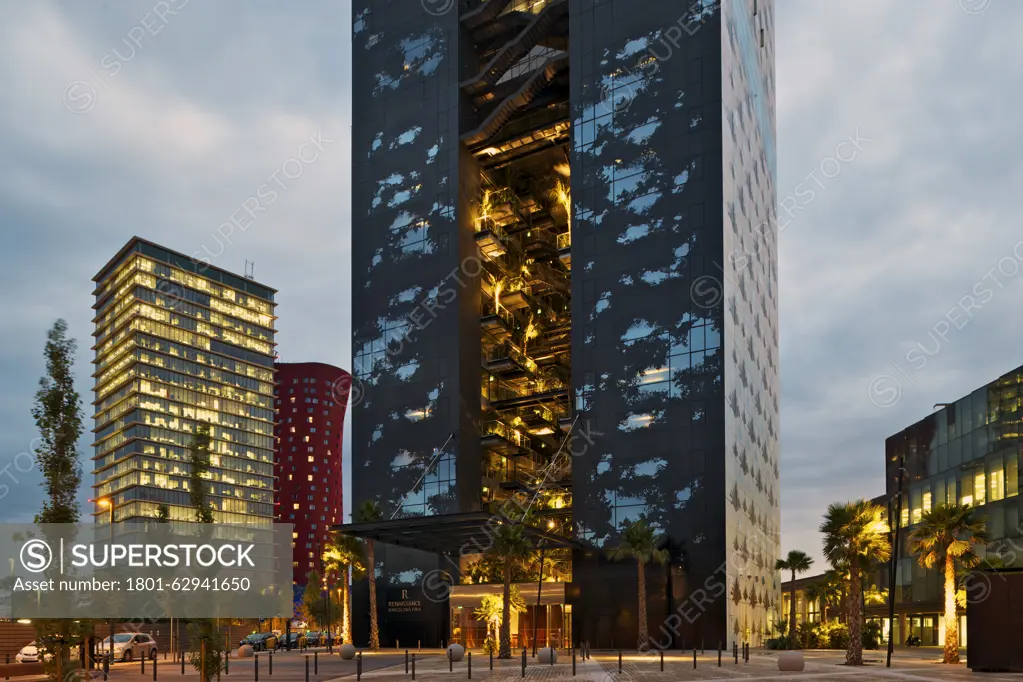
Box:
343 0 778 650
92 237 277 526
878 365 1023 647
274 362 351 586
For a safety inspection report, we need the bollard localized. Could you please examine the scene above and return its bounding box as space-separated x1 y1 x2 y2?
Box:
572 648 576 676
449 647 453 673
226 648 230 676
549 648 553 667
405 650 409 674
418 641 421 653
269 652 273 676
521 648 525 678
618 650 622 673
304 658 309 682
255 654 259 682
154 652 158 681
5 653 9 681
702 639 705 655
467 652 471 680
718 642 722 667
693 648 697 670
733 642 738 665
490 648 493 671
356 652 362 681
660 650 663 672
181 649 186 675
411 654 416 681
314 652 318 676
142 652 146 675
104 653 110 681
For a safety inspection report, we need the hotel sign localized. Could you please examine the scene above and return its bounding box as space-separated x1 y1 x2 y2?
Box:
387 589 422 614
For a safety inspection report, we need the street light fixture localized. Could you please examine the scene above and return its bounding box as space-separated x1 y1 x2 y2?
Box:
92 497 115 662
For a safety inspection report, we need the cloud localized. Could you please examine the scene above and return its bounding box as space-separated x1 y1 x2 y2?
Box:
0 0 352 520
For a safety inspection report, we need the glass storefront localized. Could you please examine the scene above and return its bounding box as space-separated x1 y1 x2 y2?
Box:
449 583 572 650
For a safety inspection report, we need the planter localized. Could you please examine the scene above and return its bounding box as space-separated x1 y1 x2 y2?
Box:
447 644 465 662
339 644 357 660
538 648 558 664
778 651 805 672
237 645 254 658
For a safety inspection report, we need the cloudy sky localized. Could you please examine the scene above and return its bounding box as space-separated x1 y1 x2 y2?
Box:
0 0 1020 569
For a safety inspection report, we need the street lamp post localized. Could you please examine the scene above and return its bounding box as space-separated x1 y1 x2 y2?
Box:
95 498 115 663
886 456 906 668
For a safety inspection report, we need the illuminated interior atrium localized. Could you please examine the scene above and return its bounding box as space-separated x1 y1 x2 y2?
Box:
92 237 278 526
467 0 574 578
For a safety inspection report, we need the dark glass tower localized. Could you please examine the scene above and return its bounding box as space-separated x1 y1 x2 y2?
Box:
349 0 778 649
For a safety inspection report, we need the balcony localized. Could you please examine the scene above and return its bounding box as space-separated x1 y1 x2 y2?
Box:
480 420 536 457
483 340 537 376
475 218 522 263
557 231 570 268
480 301 516 341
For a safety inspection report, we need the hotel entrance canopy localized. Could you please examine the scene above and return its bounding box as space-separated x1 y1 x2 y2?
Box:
333 511 580 555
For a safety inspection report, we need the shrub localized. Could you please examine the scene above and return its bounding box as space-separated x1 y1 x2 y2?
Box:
820 623 850 650
766 637 787 650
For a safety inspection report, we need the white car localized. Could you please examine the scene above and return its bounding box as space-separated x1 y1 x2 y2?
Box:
16 641 82 663
15 642 45 664
102 633 157 662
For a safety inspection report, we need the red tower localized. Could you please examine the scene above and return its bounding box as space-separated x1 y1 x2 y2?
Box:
274 362 351 587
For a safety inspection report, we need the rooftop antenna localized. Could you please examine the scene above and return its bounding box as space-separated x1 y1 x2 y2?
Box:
245 260 255 280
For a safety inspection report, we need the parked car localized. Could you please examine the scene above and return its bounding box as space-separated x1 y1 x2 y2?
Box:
239 633 277 652
102 633 157 662
304 631 322 647
17 641 82 663
239 634 262 650
278 633 306 650
16 642 46 664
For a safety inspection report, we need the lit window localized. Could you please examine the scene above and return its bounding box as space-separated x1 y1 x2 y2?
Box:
922 491 932 513
307 475 313 482
293 503 300 510
974 472 986 506
308 456 315 463
290 397 296 404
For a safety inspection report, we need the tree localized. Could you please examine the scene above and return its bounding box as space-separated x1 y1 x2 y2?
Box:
186 430 226 682
820 500 891 665
323 535 366 644
806 571 845 623
607 520 669 651
490 523 534 658
156 504 171 522
775 550 814 648
355 501 383 650
474 586 526 650
31 320 88 680
907 503 987 664
302 570 323 627
188 424 215 524
33 319 84 525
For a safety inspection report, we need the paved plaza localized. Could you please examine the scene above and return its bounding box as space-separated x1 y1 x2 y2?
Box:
74 647 1023 682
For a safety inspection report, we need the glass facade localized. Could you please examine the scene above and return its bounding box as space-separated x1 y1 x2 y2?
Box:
887 368 1023 610
92 238 277 527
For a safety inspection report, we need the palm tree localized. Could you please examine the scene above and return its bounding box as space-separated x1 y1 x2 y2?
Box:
608 520 669 650
356 501 383 650
820 500 891 665
323 535 366 645
775 550 814 648
490 523 534 658
907 503 987 664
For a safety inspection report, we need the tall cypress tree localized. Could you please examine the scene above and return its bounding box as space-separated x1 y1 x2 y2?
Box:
31 320 87 680
33 319 83 524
